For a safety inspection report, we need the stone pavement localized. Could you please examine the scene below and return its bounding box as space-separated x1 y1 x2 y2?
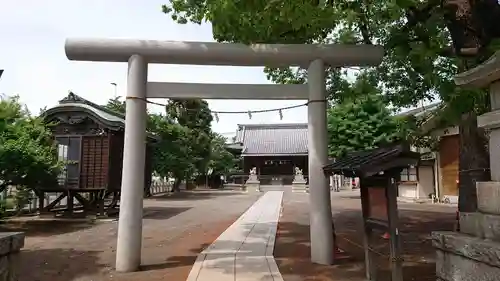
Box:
186 191 284 281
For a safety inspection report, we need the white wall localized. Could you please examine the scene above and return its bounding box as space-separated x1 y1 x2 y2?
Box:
398 183 417 198
398 166 436 199
418 166 435 198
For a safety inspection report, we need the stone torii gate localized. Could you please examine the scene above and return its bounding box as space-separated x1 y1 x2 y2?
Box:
64 38 384 272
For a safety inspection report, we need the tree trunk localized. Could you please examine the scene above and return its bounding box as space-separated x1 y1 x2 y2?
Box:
172 178 182 192
458 112 490 212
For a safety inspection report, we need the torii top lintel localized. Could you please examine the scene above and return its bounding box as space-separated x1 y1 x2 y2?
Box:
64 38 384 68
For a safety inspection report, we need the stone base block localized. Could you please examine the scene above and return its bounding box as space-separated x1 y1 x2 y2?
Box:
433 231 500 281
340 184 353 191
478 108 500 129
477 181 500 215
0 233 24 256
292 182 308 193
244 181 261 193
436 250 500 281
460 212 500 242
0 232 24 281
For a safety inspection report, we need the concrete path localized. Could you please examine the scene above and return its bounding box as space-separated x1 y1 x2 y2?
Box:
186 191 284 281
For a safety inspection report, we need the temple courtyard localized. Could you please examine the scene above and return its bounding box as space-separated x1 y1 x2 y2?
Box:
3 187 455 281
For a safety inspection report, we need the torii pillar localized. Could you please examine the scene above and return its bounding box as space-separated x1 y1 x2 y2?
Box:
64 38 384 271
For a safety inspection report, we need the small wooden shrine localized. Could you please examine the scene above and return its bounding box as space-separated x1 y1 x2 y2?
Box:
40 92 157 216
323 143 420 281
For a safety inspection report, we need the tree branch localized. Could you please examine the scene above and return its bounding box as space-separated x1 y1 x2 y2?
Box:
358 0 373 44
437 46 479 57
386 0 442 50
404 0 442 29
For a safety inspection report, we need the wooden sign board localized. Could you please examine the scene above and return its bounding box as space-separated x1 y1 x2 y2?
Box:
367 186 388 221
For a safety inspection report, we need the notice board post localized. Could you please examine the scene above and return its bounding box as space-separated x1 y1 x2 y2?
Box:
323 143 419 281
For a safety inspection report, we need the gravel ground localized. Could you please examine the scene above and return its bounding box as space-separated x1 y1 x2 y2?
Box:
7 190 260 281
274 189 456 281
4 187 456 281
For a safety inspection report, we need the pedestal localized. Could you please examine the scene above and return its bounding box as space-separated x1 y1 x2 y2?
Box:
245 175 261 193
0 232 25 281
433 182 500 281
292 175 308 193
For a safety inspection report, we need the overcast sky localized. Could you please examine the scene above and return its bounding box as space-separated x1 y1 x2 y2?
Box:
0 0 308 139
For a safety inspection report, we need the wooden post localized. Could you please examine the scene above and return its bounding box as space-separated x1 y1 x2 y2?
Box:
386 177 404 281
360 183 377 280
98 191 105 217
38 192 45 212
67 191 74 216
37 191 51 217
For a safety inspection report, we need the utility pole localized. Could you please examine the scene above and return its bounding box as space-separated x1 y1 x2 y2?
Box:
111 82 117 98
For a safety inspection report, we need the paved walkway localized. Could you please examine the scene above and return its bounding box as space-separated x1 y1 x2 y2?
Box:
186 191 284 281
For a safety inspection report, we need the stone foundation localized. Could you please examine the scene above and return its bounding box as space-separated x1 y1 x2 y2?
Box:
433 231 500 281
291 182 308 193
292 173 308 193
433 182 500 281
0 232 24 281
244 173 261 193
245 181 261 193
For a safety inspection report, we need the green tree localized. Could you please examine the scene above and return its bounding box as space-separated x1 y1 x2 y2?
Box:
104 97 126 115
208 133 237 175
148 113 195 189
327 93 412 158
165 99 214 178
0 96 61 209
162 0 499 212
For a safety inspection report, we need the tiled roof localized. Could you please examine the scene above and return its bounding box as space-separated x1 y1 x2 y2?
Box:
235 123 308 156
323 143 420 178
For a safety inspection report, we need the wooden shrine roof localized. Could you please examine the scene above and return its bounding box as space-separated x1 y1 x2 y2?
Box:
323 143 420 178
43 92 159 140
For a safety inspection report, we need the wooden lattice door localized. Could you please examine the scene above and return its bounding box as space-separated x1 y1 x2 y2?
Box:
80 136 110 189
